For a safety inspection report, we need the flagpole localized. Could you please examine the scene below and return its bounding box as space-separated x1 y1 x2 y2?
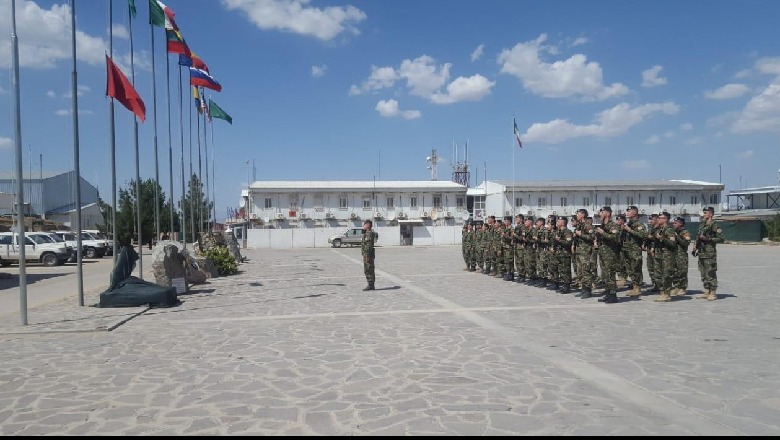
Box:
129 0 143 279
189 86 195 245
202 90 211 232
109 0 118 262
11 0 28 325
512 116 515 218
150 8 161 246
196 102 203 238
166 52 175 237
178 65 187 250
209 98 217 227
70 0 85 304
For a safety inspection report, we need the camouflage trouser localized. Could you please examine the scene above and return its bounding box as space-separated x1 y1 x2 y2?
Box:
673 250 688 289
514 247 525 276
555 253 572 285
590 250 600 285
572 250 580 283
502 246 514 274
652 251 663 287
475 245 485 268
524 247 536 278
363 255 375 283
623 246 643 284
656 249 675 291
462 245 468 265
598 247 619 291
646 250 656 286
536 248 547 279
698 256 718 289
576 248 593 287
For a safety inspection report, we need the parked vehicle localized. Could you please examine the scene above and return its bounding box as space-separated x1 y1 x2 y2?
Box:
53 230 107 259
83 230 113 256
327 228 378 248
0 232 70 267
27 232 76 263
49 231 81 262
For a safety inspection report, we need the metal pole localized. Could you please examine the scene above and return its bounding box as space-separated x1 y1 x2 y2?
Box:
109 0 118 262
197 109 203 238
178 66 187 249
150 19 161 246
210 118 216 227
189 86 195 246
166 53 174 236
129 1 143 279
11 0 28 325
202 103 210 231
70 0 84 305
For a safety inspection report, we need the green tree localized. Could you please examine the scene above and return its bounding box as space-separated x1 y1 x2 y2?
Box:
96 196 112 235
179 173 213 244
116 179 180 246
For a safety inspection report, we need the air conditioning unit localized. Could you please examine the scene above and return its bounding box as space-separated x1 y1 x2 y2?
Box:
373 211 382 218
350 212 358 219
527 210 534 216
325 213 334 219
397 212 407 219
445 211 452 218
276 213 285 220
422 211 429 218
249 213 258 219
682 208 687 214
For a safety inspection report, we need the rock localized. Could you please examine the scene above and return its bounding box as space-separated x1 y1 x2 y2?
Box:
194 256 220 278
151 241 189 293
223 230 243 262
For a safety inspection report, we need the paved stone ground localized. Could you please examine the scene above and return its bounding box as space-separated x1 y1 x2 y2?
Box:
0 244 779 435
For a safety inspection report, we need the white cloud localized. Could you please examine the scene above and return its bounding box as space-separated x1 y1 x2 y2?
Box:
470 44 484 62
685 137 704 145
755 57 780 75
46 90 56 98
644 135 661 144
734 69 751 79
350 55 494 104
429 74 495 104
0 0 107 69
375 99 420 119
621 160 650 170
704 83 750 99
523 101 679 144
55 109 93 116
664 131 676 138
641 65 667 87
570 37 588 47
736 150 754 159
63 84 91 98
221 0 366 41
115 50 153 75
497 33 628 101
311 64 327 77
680 123 693 130
732 82 780 133
0 137 11 150
111 24 129 40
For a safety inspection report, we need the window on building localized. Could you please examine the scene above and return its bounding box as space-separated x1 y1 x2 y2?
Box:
560 197 567 207
456 196 465 210
582 197 590 207
264 197 272 209
289 194 299 211
604 197 612 206
386 196 394 209
515 197 523 208
626 196 634 205
338 196 348 210
709 193 719 204
313 194 324 209
362 197 372 210
690 195 698 204
433 194 442 209
473 196 485 218
410 196 418 209
537 197 547 207
648 196 656 206
669 196 677 205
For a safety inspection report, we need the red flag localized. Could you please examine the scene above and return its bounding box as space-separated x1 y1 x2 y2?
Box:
106 55 146 122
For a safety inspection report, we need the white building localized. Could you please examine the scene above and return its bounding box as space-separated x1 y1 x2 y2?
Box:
469 179 724 222
239 180 468 248
724 185 780 220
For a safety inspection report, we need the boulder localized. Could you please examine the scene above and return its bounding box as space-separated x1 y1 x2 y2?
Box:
151 241 189 293
223 230 243 262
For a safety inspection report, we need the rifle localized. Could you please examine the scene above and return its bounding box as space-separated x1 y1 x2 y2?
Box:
691 232 709 257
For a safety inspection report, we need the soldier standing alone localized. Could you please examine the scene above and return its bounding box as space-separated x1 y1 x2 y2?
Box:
694 207 724 301
361 219 378 291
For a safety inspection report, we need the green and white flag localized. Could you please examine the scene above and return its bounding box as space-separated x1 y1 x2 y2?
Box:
208 99 232 124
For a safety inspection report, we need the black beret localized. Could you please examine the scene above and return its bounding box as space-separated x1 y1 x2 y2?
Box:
576 208 588 216
703 206 715 213
660 211 671 219
599 206 612 213
616 214 627 221
626 205 638 211
674 216 686 224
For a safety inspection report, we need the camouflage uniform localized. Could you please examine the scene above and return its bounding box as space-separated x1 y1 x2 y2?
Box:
552 225 574 292
513 221 525 280
461 226 470 269
574 220 595 295
653 223 678 302
524 222 538 282
501 223 514 279
673 225 692 293
475 225 485 271
695 217 724 300
361 228 377 286
596 218 622 303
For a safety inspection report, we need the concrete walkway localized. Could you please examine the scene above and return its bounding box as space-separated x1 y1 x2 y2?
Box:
0 244 779 435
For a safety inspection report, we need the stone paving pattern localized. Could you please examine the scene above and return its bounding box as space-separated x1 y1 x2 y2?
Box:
0 244 779 435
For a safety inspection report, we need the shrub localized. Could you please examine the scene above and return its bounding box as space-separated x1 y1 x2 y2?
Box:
766 214 780 242
204 245 238 276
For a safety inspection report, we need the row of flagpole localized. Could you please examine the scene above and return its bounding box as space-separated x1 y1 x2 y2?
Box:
8 0 234 325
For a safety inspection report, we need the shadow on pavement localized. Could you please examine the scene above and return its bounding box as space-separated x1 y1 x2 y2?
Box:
0 272 69 291
374 285 401 291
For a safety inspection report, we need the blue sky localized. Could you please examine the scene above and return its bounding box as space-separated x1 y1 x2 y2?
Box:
2 0 780 221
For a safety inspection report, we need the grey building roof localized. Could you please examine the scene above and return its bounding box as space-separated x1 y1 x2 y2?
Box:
728 186 780 196
491 179 724 191
249 180 466 192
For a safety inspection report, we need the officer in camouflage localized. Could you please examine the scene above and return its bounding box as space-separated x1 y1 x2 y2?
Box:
361 219 378 291
622 205 647 298
593 206 621 304
552 216 574 293
694 206 724 301
653 212 678 302
574 209 595 298
671 216 691 296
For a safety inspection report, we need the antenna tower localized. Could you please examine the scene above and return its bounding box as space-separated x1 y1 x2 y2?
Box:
451 140 470 187
426 148 439 181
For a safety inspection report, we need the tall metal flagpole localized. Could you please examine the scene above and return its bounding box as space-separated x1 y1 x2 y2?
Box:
150 11 161 245
10 0 28 325
512 116 516 217
202 97 211 231
196 103 203 237
189 85 196 245
178 66 187 249
70 0 84 305
129 0 143 279
209 108 217 227
166 52 175 236
109 0 118 262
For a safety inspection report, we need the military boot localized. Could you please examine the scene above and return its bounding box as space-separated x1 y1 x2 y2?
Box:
706 289 717 301
654 290 672 302
462 267 470 271
697 289 710 299
505 272 515 282
362 282 375 291
626 285 642 298
560 284 571 294
672 288 687 297
515 275 524 283
580 287 593 299
600 290 619 303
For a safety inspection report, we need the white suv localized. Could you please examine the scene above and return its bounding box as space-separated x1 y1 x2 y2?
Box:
0 232 71 267
28 232 76 263
53 230 107 259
